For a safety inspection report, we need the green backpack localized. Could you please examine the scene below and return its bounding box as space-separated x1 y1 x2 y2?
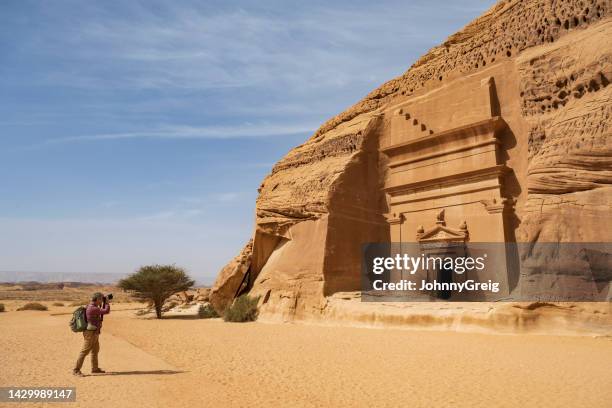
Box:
69 306 87 332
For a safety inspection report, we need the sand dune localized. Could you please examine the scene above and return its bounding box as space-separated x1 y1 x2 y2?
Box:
1 303 611 407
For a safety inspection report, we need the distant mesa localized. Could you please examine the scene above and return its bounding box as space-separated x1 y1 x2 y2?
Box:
0 271 126 285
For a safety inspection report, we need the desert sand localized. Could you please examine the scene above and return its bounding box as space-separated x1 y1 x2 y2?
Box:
1 301 611 408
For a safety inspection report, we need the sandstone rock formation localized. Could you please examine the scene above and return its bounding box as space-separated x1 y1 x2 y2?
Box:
210 0 611 319
209 241 252 312
168 288 211 304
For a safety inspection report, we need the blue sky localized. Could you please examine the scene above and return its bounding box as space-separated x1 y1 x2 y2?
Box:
0 0 495 283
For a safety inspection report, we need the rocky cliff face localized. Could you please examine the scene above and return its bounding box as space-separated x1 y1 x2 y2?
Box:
210 0 611 318
518 20 611 243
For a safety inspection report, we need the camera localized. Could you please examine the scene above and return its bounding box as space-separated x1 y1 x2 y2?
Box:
103 293 113 302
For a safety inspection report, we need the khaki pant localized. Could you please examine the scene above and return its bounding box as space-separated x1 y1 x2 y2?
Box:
74 330 100 371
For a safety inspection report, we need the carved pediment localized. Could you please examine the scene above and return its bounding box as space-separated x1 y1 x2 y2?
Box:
416 212 469 243
417 225 468 243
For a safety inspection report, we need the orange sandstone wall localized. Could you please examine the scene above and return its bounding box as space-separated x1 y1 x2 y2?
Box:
210 0 611 318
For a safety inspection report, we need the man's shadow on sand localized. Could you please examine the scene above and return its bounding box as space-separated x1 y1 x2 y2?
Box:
89 370 184 377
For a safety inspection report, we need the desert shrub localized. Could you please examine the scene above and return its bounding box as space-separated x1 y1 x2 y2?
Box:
52 302 65 307
0 303 5 312
198 303 219 319
223 295 259 322
17 302 48 311
118 264 194 319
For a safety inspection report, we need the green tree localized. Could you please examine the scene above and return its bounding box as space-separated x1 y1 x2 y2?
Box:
118 264 194 319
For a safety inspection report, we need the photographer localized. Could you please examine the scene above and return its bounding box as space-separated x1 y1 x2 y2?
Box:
73 292 111 377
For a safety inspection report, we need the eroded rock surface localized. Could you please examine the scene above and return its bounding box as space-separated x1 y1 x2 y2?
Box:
210 0 612 318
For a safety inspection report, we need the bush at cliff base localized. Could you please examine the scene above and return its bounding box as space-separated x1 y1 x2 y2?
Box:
223 295 259 322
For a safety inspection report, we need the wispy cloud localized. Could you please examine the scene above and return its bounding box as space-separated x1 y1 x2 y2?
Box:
3 0 495 153
136 191 248 222
136 208 203 221
99 200 120 208
180 191 249 205
13 1 477 92
211 192 242 203
17 122 316 150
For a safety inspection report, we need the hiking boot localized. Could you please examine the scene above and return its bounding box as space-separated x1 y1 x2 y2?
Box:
73 370 84 377
91 368 106 374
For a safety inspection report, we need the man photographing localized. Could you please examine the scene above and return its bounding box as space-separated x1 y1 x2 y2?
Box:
73 292 111 377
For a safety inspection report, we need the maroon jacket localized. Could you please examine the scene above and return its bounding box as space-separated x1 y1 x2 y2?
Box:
86 302 110 334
